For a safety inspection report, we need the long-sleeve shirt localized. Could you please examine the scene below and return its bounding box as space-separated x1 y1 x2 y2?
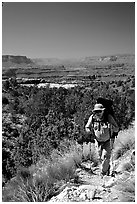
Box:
85 114 119 142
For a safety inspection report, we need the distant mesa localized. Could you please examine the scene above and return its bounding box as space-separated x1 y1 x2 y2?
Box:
2 55 33 64
2 54 134 69
99 56 117 62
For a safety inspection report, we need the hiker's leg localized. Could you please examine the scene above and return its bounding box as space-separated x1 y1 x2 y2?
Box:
110 138 115 150
94 139 98 149
97 142 102 163
101 140 111 174
111 131 118 150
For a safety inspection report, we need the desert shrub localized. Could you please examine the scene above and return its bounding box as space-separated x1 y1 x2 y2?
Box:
122 178 135 194
114 140 134 160
2 141 83 202
2 171 54 202
122 162 135 172
2 139 101 201
131 77 135 87
2 123 19 184
117 178 135 202
2 96 9 105
117 80 123 87
81 142 99 166
2 78 135 185
113 127 135 160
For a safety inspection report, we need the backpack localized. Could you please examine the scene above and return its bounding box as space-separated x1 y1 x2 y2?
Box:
96 97 114 120
93 97 118 140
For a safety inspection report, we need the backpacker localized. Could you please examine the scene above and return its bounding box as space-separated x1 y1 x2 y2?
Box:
93 97 118 139
92 115 111 142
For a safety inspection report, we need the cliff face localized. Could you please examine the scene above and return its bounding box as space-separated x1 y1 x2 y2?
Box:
2 55 33 64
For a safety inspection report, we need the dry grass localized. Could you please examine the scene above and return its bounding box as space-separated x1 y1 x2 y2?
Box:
81 142 99 166
2 176 54 202
3 140 98 202
113 125 135 202
3 125 135 202
122 161 135 172
116 177 135 202
113 125 135 160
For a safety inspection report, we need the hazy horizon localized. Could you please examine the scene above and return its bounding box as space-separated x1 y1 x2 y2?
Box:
2 2 135 59
2 52 135 60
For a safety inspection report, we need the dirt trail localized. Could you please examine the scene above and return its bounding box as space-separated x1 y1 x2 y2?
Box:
49 151 135 202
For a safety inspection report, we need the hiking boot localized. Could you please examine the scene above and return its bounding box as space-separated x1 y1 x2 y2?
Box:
110 170 117 177
100 165 110 178
100 171 106 178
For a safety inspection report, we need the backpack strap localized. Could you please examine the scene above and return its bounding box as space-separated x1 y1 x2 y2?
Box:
92 115 112 138
92 116 103 131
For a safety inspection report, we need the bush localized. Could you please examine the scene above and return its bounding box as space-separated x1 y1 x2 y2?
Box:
114 127 135 160
2 141 83 202
2 78 135 185
117 178 135 202
122 162 135 172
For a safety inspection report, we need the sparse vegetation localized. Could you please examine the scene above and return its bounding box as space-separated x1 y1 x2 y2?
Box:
116 177 135 202
114 127 135 160
122 162 134 172
2 54 135 201
2 140 97 202
3 125 135 202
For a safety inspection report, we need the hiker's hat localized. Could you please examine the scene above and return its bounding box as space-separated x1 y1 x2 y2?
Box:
93 103 105 112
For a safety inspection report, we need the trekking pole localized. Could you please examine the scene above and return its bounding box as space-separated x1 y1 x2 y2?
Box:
82 142 84 161
109 127 115 177
89 141 92 170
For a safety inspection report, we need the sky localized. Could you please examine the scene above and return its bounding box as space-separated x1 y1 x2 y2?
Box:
2 2 135 59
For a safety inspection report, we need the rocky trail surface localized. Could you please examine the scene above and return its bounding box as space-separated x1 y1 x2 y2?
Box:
49 150 135 202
